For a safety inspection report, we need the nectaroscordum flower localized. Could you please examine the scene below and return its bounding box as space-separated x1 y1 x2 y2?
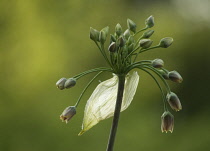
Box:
55 16 183 151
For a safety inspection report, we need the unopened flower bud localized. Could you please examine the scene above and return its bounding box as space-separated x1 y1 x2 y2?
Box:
108 42 116 52
123 29 130 40
60 106 76 123
139 39 153 49
110 34 116 44
159 70 169 80
161 111 174 133
152 59 164 68
145 15 154 28
117 37 125 47
159 37 173 48
64 78 76 89
127 35 134 46
128 43 134 53
90 27 99 41
167 92 182 111
99 31 107 44
142 30 154 38
168 70 183 83
115 23 122 36
56 78 67 90
127 19 136 33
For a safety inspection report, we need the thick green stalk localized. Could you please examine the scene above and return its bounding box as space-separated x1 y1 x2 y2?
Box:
106 74 125 151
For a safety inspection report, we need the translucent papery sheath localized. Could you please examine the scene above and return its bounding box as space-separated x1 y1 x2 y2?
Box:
79 71 139 135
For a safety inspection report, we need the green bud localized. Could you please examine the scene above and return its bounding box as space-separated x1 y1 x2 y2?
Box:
161 111 174 133
128 43 134 53
64 78 76 89
110 34 116 44
117 37 125 47
139 39 153 49
159 37 173 48
56 78 67 90
60 106 76 123
127 19 137 33
90 27 100 41
168 70 183 83
101 26 109 36
108 42 116 52
123 29 130 40
145 15 154 28
167 92 182 111
127 35 134 46
142 30 154 38
99 31 107 44
115 23 122 36
152 59 164 68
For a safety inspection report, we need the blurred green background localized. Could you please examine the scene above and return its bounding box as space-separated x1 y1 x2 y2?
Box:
1 0 210 151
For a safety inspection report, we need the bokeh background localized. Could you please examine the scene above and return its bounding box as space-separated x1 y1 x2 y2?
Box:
1 0 210 151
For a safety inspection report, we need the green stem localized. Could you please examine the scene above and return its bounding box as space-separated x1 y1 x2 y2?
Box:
138 45 160 54
74 71 103 107
134 27 148 36
138 67 168 111
106 74 125 151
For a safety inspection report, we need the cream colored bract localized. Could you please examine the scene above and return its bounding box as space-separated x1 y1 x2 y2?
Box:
79 71 139 135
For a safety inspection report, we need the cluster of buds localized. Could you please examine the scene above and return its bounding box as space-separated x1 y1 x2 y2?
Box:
56 78 76 90
55 15 183 139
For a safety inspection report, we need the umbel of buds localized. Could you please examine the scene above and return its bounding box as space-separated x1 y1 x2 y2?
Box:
60 106 76 123
152 59 164 68
161 111 174 133
168 71 183 83
167 92 182 111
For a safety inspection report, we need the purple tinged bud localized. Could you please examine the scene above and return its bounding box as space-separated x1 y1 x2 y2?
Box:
64 78 76 89
167 92 182 111
152 59 164 68
168 70 183 83
108 42 116 52
161 111 174 133
56 78 67 90
60 106 76 123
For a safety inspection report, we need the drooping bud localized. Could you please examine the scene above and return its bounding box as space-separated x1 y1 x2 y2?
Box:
90 27 99 41
123 29 131 40
108 42 116 52
56 78 67 90
127 19 137 33
168 70 183 83
139 39 153 49
64 78 76 89
142 30 154 38
152 59 164 68
60 106 76 123
145 15 154 28
159 37 173 48
115 23 122 36
159 70 169 80
161 111 174 133
167 92 182 111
